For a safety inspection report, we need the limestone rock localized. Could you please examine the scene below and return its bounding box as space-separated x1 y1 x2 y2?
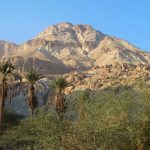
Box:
65 63 150 91
1 23 150 74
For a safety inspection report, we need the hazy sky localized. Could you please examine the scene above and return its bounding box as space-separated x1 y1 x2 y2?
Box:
0 0 149 51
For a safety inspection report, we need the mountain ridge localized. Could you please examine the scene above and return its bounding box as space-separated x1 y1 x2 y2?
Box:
0 22 150 74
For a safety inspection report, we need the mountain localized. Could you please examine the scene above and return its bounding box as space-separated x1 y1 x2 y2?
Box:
0 22 150 74
2 23 150 115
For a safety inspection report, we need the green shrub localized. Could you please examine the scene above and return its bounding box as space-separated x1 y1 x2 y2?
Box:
0 85 150 150
0 109 66 150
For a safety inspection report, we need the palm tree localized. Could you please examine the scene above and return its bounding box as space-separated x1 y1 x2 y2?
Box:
24 69 44 116
50 77 69 121
0 61 15 131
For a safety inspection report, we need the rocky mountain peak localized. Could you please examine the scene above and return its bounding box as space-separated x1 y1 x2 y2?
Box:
0 23 150 74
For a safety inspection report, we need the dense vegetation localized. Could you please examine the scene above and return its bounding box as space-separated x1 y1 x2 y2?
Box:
0 81 150 150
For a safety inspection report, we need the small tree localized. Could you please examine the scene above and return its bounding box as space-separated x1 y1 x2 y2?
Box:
0 61 15 132
50 77 69 121
25 69 44 116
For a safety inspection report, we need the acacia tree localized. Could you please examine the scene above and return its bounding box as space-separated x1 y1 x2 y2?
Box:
0 61 15 132
25 69 44 116
50 77 69 121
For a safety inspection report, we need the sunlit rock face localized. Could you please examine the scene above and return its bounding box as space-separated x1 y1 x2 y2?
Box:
64 63 150 93
0 22 150 75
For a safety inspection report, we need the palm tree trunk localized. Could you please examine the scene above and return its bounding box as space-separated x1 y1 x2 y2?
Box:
0 79 6 133
30 107 34 117
55 92 65 121
28 84 35 116
59 113 64 121
0 96 4 133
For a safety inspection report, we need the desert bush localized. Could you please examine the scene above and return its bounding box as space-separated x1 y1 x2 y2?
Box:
0 85 150 150
63 87 150 150
0 108 66 150
3 111 24 129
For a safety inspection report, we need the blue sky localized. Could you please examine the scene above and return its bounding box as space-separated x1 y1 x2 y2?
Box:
0 0 149 51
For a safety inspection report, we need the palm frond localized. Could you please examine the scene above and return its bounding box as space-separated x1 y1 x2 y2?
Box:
50 77 69 92
25 69 44 84
0 60 15 77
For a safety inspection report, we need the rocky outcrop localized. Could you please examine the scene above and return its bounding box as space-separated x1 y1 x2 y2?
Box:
64 63 150 93
0 41 18 57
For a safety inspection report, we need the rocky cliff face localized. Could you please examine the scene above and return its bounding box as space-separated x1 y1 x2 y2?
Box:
0 41 18 57
0 22 150 74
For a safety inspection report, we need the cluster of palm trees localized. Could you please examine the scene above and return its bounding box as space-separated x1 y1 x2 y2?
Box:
0 60 69 132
